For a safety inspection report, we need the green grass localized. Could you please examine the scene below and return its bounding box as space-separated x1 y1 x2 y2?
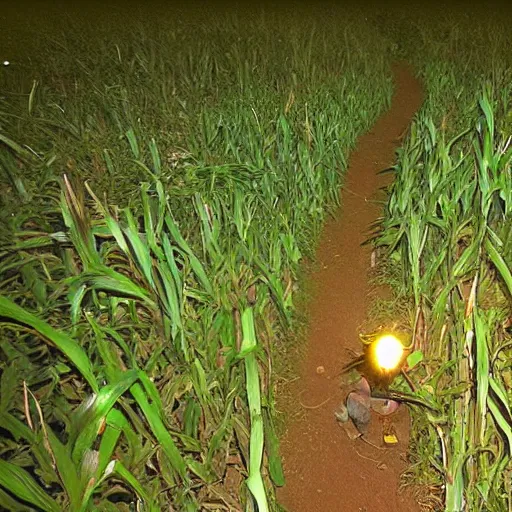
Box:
0 4 393 510
6 3 512 510
372 5 512 511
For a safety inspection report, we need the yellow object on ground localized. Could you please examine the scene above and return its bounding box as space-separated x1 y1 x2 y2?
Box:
384 434 399 445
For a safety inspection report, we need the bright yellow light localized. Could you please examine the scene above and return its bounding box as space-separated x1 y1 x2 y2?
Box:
373 334 404 370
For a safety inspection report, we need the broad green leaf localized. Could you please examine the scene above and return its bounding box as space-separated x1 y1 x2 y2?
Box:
240 308 269 512
80 417 122 508
0 460 60 512
0 486 34 511
474 309 489 445
77 265 157 309
71 370 138 464
406 350 424 370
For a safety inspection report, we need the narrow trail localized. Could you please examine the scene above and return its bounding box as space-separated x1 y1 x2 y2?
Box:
277 64 424 512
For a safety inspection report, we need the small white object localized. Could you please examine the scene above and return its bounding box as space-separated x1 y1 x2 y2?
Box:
104 460 116 477
3 61 9 66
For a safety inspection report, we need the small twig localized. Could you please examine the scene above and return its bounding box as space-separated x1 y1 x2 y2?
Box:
298 390 332 409
24 382 57 470
280 376 300 386
359 436 387 451
354 448 381 463
22 381 34 431
401 368 416 392
343 187 368 201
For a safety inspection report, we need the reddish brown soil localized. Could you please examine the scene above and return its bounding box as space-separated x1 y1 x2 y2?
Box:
277 63 424 512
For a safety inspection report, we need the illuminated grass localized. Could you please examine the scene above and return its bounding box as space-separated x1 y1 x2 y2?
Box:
0 4 393 510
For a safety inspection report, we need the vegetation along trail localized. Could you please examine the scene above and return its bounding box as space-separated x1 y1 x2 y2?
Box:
277 63 424 511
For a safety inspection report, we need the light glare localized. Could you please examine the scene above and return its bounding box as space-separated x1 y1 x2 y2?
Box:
374 334 404 370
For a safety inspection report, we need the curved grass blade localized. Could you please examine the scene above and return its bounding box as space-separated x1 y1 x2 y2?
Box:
80 411 127 507
122 207 155 288
0 460 60 512
488 396 512 456
45 428 82 510
129 382 188 481
164 214 213 296
485 236 512 296
77 265 157 309
0 296 98 393
71 370 138 464
0 132 34 160
111 461 160 512
0 486 34 512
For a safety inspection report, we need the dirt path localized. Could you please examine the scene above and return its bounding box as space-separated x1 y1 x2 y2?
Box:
277 63 424 512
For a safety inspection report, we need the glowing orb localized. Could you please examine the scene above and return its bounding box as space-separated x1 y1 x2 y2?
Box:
3 61 9 66
373 334 404 371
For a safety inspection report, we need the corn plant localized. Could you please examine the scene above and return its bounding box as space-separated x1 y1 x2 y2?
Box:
374 10 512 509
0 5 395 509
